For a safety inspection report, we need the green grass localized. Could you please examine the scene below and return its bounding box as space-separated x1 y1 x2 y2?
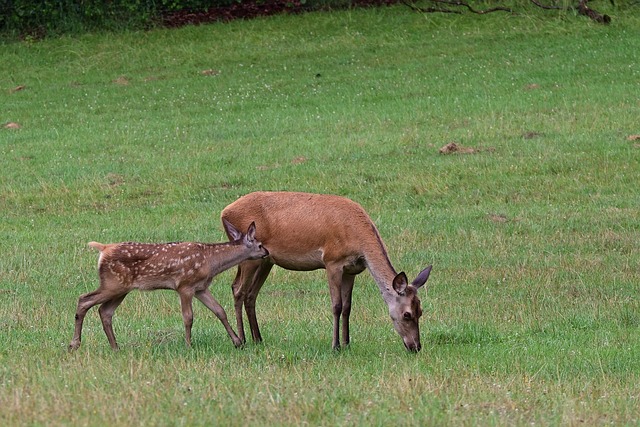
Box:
1 5 639 425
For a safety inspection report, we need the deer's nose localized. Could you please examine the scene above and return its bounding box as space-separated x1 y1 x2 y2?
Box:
404 340 421 352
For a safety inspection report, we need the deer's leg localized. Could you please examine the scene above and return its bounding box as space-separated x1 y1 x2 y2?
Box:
178 289 195 347
340 274 356 348
244 260 273 343
70 288 117 351
325 264 344 351
97 293 128 350
195 289 243 348
230 264 251 344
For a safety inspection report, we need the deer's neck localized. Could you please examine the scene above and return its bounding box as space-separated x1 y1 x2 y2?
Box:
362 225 398 300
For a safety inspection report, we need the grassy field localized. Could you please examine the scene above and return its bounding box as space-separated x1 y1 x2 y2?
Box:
1 5 639 425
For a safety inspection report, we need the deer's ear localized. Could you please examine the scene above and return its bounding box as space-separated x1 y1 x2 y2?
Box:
392 272 408 295
223 218 242 241
411 265 432 290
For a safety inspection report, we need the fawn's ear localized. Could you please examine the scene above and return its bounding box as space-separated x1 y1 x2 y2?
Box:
223 218 242 241
246 221 257 241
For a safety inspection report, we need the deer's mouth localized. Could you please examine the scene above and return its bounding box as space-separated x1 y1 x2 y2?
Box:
403 339 421 352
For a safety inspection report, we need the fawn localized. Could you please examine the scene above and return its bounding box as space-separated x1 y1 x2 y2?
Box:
69 221 268 350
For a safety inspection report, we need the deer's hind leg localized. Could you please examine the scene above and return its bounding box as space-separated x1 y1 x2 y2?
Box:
231 259 272 344
243 260 273 343
98 293 129 350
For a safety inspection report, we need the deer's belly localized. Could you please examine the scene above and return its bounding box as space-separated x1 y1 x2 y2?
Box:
270 249 325 271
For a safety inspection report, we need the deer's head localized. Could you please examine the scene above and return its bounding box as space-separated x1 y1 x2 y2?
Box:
388 265 432 352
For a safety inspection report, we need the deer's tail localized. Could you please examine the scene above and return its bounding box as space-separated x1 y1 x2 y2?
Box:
88 241 107 252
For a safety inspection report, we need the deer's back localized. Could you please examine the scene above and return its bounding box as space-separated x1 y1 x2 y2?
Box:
221 191 377 270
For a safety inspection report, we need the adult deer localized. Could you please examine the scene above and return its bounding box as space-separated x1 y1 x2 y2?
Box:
69 222 268 351
221 191 432 352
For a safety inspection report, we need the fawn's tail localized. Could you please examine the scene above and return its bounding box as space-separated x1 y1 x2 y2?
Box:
88 241 107 252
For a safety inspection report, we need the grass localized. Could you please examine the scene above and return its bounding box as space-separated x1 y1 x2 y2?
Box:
1 5 639 425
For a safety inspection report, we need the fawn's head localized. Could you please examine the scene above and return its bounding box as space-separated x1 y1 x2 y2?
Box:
387 265 432 352
224 220 269 260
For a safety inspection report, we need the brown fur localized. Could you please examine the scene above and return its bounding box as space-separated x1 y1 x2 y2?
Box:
69 222 267 351
221 191 432 352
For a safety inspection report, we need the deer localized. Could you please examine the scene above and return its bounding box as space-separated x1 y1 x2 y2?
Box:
69 221 268 351
220 191 433 352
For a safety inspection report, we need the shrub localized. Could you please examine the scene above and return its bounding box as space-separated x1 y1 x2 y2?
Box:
0 0 250 38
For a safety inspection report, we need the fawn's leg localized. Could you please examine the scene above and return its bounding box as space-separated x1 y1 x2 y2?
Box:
70 288 118 351
178 289 195 347
97 293 128 350
195 289 242 347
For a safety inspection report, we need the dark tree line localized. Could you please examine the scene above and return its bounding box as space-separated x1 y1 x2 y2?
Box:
0 0 629 38
401 0 614 23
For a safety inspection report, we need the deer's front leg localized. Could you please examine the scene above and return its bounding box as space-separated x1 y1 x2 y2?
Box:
340 274 355 348
326 264 344 351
